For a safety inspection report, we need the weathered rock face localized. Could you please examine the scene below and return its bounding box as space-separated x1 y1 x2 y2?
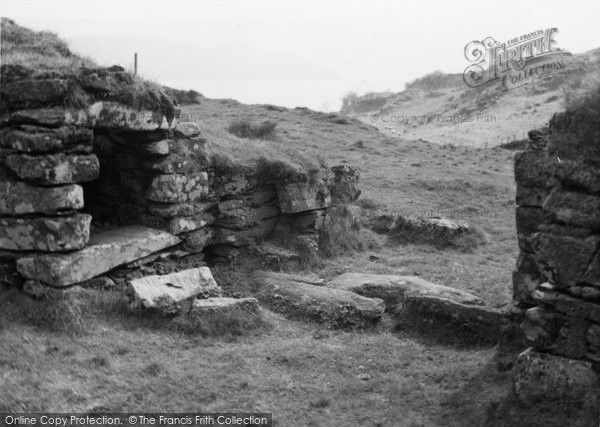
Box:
0 213 91 251
16 226 180 287
253 271 385 328
0 179 83 214
0 126 93 154
146 173 209 203
5 153 99 184
129 267 221 311
277 179 331 213
511 116 600 407
2 102 176 130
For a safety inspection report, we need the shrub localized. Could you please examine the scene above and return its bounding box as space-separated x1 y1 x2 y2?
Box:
228 119 278 140
319 206 384 258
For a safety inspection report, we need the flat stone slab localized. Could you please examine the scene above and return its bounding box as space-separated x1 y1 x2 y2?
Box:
0 213 91 252
2 102 175 130
5 153 99 185
16 225 180 287
0 125 93 154
253 271 384 328
191 297 260 316
327 273 483 311
0 179 83 214
129 267 220 310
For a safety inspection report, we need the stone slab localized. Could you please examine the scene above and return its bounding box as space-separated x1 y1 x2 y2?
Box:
0 179 83 215
327 273 483 312
253 271 384 328
0 126 93 154
0 213 91 252
129 267 220 310
5 153 99 185
16 225 180 287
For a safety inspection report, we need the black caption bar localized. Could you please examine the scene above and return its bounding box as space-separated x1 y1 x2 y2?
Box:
0 414 272 427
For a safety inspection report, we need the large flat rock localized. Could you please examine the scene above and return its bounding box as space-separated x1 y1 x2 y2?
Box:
253 271 384 328
129 267 220 311
2 102 175 130
5 153 99 185
0 126 93 154
0 179 83 215
16 226 180 287
327 273 483 311
0 213 91 252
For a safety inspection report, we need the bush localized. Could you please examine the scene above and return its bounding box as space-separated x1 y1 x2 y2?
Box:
228 119 277 140
319 206 383 258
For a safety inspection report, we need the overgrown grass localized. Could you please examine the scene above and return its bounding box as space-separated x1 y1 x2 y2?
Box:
197 119 326 184
1 18 177 115
549 83 600 164
0 285 268 339
319 210 384 258
0 17 96 79
227 119 278 140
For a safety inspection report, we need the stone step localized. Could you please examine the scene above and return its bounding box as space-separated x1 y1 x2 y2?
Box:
129 267 220 311
326 273 483 312
16 225 180 287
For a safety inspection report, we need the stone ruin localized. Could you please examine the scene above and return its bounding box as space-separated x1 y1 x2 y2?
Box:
0 66 360 312
512 103 600 408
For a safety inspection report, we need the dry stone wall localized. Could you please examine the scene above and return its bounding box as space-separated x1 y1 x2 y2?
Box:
0 66 361 290
512 110 600 404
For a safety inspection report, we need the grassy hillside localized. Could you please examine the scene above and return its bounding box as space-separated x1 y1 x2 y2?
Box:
343 50 600 147
0 18 544 426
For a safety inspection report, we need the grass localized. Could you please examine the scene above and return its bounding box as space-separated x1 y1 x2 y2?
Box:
0 283 510 425
197 118 326 184
228 119 278 140
0 18 548 424
1 18 176 115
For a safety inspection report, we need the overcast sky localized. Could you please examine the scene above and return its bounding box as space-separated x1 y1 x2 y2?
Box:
3 0 600 111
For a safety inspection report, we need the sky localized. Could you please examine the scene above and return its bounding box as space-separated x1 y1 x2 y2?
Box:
2 0 600 111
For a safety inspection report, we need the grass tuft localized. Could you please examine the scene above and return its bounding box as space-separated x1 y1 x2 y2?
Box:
228 119 278 140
